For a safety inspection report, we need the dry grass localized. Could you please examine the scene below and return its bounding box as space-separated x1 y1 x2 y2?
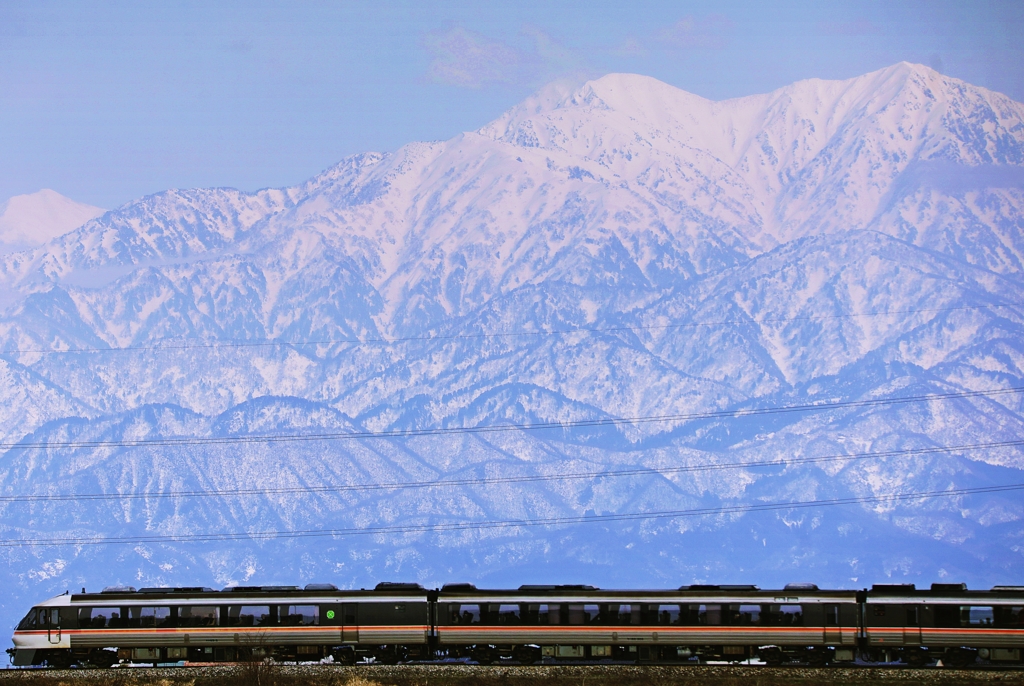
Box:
2 665 1023 686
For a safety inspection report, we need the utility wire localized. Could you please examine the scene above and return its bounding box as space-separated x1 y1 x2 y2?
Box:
4 483 1021 548
3 439 1021 504
1 386 1019 451
0 303 1015 355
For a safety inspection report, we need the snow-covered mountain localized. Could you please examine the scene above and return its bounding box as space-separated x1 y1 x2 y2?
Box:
1 63 1023 632
0 190 105 255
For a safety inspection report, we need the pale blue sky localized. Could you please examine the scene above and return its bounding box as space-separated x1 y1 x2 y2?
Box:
1 0 1021 209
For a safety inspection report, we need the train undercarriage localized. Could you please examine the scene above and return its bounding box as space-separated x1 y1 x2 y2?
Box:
10 642 1021 669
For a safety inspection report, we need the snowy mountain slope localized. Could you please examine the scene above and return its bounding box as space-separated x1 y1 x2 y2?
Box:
0 63 1023 632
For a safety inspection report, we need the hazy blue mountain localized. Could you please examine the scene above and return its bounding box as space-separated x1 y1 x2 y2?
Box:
1 63 1023 632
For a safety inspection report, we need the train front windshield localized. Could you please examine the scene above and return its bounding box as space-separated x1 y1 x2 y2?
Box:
16 608 41 631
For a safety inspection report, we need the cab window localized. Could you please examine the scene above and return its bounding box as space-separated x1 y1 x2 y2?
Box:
16 609 40 631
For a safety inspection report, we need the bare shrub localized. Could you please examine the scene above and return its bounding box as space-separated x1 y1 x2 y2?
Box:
342 678 384 686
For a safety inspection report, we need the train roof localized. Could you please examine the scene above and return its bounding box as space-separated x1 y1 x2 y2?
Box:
28 581 1023 608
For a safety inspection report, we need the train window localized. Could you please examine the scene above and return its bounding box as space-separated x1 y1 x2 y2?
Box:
451 604 481 624
224 605 273 627
872 606 886 617
693 604 722 626
652 604 681 625
130 606 173 628
995 606 1024 627
826 605 840 626
567 604 601 625
766 604 803 626
733 604 761 625
178 606 218 627
81 607 126 628
610 604 642 625
281 605 318 626
16 609 40 630
496 604 521 624
961 606 994 626
524 603 560 625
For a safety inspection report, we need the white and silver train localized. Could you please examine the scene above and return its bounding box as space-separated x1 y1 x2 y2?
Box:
8 582 1024 668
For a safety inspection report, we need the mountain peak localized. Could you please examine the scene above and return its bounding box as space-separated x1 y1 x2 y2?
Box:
0 189 105 254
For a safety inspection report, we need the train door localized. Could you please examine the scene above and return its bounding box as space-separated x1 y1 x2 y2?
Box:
824 604 842 644
45 608 61 644
320 602 359 647
903 605 922 645
342 603 358 643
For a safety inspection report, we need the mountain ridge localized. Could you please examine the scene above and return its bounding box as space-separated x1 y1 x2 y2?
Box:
0 65 1022 629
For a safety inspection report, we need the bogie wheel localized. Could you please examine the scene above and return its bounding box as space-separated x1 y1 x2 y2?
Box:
513 646 540 665
944 649 976 669
473 647 497 665
760 647 784 666
905 648 929 668
89 650 118 669
45 652 74 669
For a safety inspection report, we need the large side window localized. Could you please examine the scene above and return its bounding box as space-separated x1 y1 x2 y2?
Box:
129 606 173 628
686 604 722 626
178 606 218 627
523 603 560 625
451 604 481 625
961 606 994 627
731 604 762 625
281 605 318 626
224 605 273 627
567 604 601 625
81 607 126 628
651 604 681 625
765 604 803 626
609 604 642 625
495 604 520 625
995 606 1024 627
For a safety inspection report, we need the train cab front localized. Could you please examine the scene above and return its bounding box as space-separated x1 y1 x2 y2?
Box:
9 596 72 667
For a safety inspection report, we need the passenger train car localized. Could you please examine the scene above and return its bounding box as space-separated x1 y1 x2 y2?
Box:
8 582 1024 668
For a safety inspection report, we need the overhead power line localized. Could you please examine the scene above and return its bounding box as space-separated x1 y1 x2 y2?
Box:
1 386 1019 452
0 303 1015 355
4 483 1021 548
3 439 1021 503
